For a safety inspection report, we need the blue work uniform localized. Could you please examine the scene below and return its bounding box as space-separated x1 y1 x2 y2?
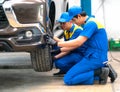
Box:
54 24 87 73
64 17 108 85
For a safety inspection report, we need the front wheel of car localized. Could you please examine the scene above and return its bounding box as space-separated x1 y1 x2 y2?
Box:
30 45 53 72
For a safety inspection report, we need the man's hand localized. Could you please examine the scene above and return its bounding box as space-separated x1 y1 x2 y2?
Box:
44 34 57 46
46 37 57 45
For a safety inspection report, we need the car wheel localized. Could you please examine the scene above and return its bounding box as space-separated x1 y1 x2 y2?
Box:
30 45 53 72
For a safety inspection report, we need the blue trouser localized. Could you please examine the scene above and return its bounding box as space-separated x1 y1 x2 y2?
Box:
54 53 83 73
63 57 105 85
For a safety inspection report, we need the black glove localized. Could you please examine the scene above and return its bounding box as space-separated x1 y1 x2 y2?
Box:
50 48 61 55
46 33 53 38
47 37 57 46
44 34 57 46
52 56 56 60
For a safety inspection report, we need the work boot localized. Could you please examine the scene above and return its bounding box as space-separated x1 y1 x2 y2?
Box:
53 70 65 76
99 67 109 84
106 64 117 83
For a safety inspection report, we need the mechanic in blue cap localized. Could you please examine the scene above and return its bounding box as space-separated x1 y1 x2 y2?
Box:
46 6 117 85
52 12 87 76
66 6 117 84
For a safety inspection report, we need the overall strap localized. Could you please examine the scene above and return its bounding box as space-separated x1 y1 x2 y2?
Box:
87 18 105 29
64 26 83 40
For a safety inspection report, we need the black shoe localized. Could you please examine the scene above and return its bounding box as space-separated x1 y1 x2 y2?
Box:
53 70 65 76
106 64 117 83
99 67 109 84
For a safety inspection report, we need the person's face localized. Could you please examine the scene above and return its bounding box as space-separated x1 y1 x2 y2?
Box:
72 14 83 26
60 22 71 30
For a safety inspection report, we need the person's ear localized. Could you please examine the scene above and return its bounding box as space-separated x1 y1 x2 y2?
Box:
78 14 81 18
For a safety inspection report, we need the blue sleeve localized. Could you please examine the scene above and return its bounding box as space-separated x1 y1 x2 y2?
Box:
80 21 97 38
69 29 82 40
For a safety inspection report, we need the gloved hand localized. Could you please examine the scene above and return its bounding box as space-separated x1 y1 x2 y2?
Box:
44 34 57 46
50 48 61 55
52 56 56 60
47 37 57 46
46 33 53 38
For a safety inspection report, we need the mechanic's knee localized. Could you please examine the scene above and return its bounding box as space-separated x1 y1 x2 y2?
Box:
64 79 72 85
63 76 72 85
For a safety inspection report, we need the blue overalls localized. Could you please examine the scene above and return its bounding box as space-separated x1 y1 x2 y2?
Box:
64 17 108 85
54 24 87 73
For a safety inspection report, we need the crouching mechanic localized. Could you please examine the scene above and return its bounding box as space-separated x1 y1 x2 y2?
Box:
45 6 117 85
51 12 87 76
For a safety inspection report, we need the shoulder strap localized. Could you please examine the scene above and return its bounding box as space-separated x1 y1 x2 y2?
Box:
87 18 105 29
69 25 83 38
64 25 83 40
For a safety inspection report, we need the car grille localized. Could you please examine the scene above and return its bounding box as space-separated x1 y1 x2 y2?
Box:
0 5 9 29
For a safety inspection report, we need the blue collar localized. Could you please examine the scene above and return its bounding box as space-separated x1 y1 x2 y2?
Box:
85 15 95 23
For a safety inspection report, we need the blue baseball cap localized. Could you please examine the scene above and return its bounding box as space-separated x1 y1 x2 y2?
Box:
58 12 71 22
68 6 82 20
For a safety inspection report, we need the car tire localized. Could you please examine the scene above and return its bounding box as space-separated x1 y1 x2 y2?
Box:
30 45 53 72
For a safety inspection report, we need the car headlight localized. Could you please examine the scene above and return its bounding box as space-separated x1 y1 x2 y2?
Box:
25 31 33 38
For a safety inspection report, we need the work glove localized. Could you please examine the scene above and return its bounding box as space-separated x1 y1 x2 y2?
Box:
46 33 53 38
50 48 61 55
44 34 57 46
52 56 56 61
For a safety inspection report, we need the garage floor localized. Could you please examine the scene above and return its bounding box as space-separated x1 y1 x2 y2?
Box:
0 52 119 92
